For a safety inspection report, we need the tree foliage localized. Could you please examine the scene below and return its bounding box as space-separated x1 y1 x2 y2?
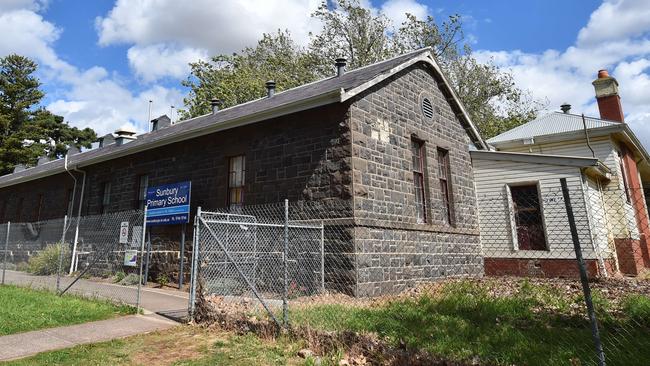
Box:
0 54 97 175
181 0 543 138
182 31 322 117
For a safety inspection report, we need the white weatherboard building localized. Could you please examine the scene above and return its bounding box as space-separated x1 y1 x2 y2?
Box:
472 70 650 277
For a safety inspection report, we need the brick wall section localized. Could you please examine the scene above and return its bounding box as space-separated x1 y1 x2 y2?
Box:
348 63 483 296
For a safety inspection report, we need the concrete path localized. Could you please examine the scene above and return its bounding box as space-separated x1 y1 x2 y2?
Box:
0 314 177 361
2 270 189 321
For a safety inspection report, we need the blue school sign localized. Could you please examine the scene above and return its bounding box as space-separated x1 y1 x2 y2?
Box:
146 181 191 226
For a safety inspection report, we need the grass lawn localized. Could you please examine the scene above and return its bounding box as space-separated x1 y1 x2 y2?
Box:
290 280 650 366
0 285 135 336
3 326 317 366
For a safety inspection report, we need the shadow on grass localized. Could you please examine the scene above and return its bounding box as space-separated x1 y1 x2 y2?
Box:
290 281 650 366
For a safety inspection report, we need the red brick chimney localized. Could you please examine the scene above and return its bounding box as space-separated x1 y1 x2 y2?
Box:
592 69 625 122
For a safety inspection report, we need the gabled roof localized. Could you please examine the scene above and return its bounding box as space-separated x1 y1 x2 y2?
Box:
0 48 487 188
487 112 620 145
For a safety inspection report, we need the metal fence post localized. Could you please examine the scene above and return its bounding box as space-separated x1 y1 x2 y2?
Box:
179 223 186 289
320 220 325 293
56 215 68 292
136 207 148 313
560 178 606 366
283 199 289 327
2 222 10 285
189 207 201 320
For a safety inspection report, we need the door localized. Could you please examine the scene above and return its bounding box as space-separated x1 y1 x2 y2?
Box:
510 185 547 250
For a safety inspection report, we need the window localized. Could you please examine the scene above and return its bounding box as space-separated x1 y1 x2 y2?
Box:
618 150 631 203
228 155 245 207
36 194 44 221
136 175 149 210
16 197 23 222
0 200 6 222
100 182 111 214
437 148 454 225
65 188 74 216
510 184 547 251
411 139 427 223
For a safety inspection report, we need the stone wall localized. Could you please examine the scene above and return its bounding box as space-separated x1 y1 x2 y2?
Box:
348 63 483 295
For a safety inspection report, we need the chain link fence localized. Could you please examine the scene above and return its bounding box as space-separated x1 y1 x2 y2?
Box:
0 209 147 310
191 182 650 365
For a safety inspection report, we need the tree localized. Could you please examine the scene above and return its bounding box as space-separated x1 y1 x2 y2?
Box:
181 31 322 118
181 0 542 138
309 0 394 70
0 54 97 175
0 55 43 135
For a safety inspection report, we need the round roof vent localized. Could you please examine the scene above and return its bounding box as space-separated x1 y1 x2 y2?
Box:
421 97 434 119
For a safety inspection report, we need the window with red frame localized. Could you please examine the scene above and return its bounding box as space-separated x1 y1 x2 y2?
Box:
437 147 454 226
411 139 427 223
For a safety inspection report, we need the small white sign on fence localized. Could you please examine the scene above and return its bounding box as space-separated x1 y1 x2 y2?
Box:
124 250 138 267
119 222 129 244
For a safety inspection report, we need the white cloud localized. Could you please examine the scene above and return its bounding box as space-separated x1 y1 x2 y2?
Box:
0 3 184 135
476 0 650 148
578 0 650 46
127 44 208 83
96 0 322 52
0 0 48 12
381 0 428 26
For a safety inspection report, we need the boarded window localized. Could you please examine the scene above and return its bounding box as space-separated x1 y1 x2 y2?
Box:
437 148 454 226
101 182 111 214
411 139 427 223
510 185 547 251
228 155 245 207
136 175 149 210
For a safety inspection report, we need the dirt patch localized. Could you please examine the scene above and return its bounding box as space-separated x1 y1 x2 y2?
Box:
131 327 221 366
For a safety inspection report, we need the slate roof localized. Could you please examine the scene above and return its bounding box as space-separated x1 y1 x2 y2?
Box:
0 48 485 187
487 112 621 145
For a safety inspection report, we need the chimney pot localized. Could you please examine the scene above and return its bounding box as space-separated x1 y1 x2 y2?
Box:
265 80 276 98
560 103 571 113
210 98 222 114
114 128 137 146
592 69 624 122
335 57 347 77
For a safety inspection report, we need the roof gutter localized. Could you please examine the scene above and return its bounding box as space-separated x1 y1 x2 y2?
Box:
0 89 342 189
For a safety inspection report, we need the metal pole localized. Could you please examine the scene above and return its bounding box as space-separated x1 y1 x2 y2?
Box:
320 220 325 293
189 207 201 319
56 215 68 292
179 223 186 289
2 222 10 285
136 207 148 313
560 178 606 366
283 199 289 327
144 231 152 285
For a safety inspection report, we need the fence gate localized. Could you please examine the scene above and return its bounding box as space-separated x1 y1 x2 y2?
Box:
189 202 325 327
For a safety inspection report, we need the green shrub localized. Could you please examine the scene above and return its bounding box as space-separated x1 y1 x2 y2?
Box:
27 243 70 276
157 273 169 288
118 273 140 286
113 271 126 283
15 262 29 272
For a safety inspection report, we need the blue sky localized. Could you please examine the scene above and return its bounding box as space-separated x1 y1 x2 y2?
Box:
1 0 649 146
